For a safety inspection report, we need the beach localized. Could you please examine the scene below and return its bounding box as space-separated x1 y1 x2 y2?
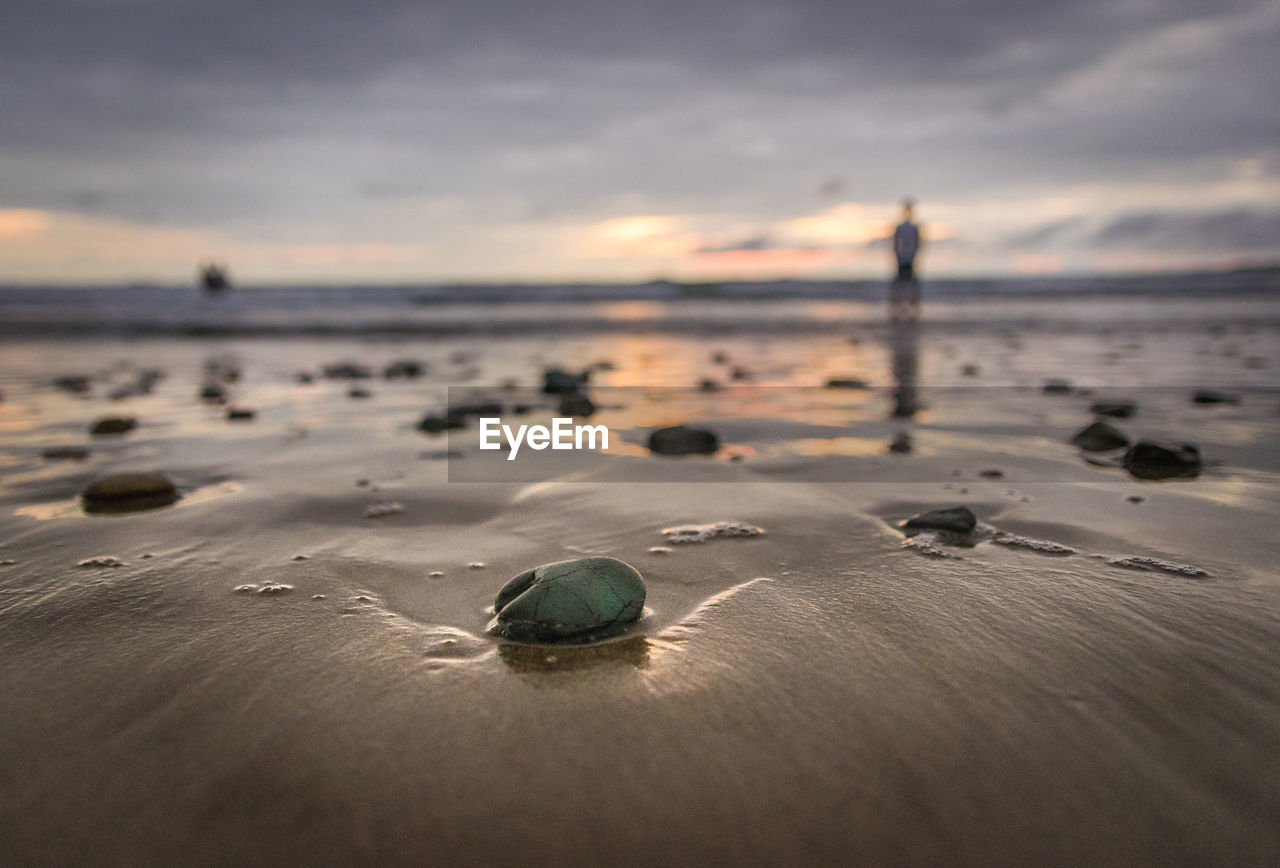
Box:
2 283 1279 865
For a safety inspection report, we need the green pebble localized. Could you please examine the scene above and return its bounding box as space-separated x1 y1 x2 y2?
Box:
490 556 646 643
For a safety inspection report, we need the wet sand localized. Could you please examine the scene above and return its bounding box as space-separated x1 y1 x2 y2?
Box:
1 310 1279 865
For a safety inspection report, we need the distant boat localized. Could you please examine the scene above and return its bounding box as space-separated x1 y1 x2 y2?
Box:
199 262 231 293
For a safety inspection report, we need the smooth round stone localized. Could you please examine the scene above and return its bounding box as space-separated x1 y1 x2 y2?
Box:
1122 440 1202 480
490 556 646 643
648 425 719 455
89 417 136 435
1070 421 1130 452
81 472 180 513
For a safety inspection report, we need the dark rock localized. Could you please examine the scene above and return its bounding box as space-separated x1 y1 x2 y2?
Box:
1070 421 1130 452
81 472 180 513
730 366 752 381
1090 400 1137 418
978 469 1004 478
901 506 977 534
199 384 227 403
542 368 587 394
293 371 315 384
226 408 256 421
711 351 728 364
1191 389 1239 405
648 425 720 455
417 411 467 434
41 446 90 461
1043 379 1073 395
888 432 912 453
53 375 92 394
826 378 868 390
960 364 980 377
383 359 425 379
1122 440 1202 480
489 556 646 642
322 361 373 379
90 417 136 435
348 388 372 399
558 394 595 417
698 379 723 392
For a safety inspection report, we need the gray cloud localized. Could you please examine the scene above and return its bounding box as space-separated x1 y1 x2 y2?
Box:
1 0 1277 264
1092 209 1280 251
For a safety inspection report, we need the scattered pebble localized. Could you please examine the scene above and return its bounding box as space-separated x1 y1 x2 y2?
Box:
41 446 90 461
649 425 720 456
468 561 486 569
1090 400 1137 418
78 556 125 568
1122 441 1202 480
258 584 294 595
311 594 326 600
1109 557 1208 577
901 506 977 534
1070 421 1130 452
81 472 180 513
226 407 256 421
662 521 765 543
365 502 404 518
826 378 868 390
1127 495 1145 503
292 555 309 561
1043 379 1073 395
89 416 137 435
648 546 672 554
978 469 1004 478
234 584 257 594
429 570 444 577
0 559 17 566
1191 389 1239 405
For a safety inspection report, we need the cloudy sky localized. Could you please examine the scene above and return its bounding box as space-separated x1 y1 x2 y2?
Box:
1 0 1278 284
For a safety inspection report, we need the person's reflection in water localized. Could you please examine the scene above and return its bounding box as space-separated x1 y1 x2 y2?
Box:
887 198 923 447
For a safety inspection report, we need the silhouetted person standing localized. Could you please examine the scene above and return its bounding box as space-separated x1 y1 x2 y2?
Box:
892 198 921 281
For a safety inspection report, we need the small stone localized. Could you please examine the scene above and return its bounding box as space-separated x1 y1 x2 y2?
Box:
89 416 137 435
226 407 256 421
648 425 720 455
417 411 466 434
429 570 444 577
234 584 257 594
1042 379 1072 395
81 472 180 513
698 379 724 392
365 502 404 518
489 556 646 643
468 561 486 569
543 369 586 394
41 446 90 461
383 359 425 379
258 584 293 595
1191 389 1239 405
348 388 372 399
78 556 125 568
292 555 309 561
322 361 373 379
901 506 977 534
978 469 1004 478
730 366 752 381
826 378 868 390
0 559 15 566
648 546 672 554
558 393 596 417
312 594 326 600
888 432 912 453
293 371 315 384
1070 421 1130 452
1122 441 1202 480
1090 400 1137 418
1127 495 1145 503
53 375 92 394
199 384 227 403
960 363 980 377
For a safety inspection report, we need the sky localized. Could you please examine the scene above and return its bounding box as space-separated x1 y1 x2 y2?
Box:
1 0 1278 285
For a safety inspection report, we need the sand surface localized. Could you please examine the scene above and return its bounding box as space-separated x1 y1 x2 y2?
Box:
1 310 1279 865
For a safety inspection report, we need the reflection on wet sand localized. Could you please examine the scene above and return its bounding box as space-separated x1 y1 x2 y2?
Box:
888 278 922 449
498 633 651 674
